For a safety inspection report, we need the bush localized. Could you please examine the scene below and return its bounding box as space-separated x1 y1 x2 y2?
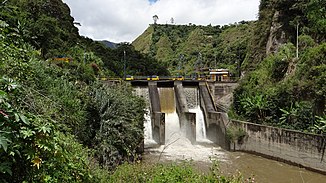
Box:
89 83 145 169
108 161 244 183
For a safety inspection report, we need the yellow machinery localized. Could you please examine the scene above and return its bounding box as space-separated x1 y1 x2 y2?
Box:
53 57 73 63
147 75 159 81
125 75 134 81
173 76 184 81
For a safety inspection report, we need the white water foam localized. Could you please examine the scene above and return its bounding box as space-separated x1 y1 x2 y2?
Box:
165 112 181 144
189 106 207 142
144 109 157 146
147 110 227 162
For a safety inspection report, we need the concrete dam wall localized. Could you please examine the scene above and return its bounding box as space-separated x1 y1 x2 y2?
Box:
132 81 228 148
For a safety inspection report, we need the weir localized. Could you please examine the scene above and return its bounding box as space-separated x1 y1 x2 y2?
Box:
132 80 228 148
133 81 326 180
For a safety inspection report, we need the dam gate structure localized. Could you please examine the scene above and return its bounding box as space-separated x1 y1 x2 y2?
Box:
131 80 229 149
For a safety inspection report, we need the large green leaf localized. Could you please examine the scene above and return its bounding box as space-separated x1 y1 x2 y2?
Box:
0 135 11 152
18 113 29 125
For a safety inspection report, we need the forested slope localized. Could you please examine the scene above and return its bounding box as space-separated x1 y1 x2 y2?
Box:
232 0 326 133
133 22 253 76
0 0 152 182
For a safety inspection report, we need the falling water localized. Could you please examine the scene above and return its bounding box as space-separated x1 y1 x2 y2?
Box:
158 87 183 143
143 109 156 146
164 112 182 144
189 106 208 142
143 87 227 162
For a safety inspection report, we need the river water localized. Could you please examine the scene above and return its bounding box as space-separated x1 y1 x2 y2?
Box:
143 137 326 183
143 87 326 182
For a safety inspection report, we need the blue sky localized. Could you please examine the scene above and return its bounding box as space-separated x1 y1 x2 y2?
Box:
64 0 260 43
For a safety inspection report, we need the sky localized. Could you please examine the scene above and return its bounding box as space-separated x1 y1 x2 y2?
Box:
63 0 260 43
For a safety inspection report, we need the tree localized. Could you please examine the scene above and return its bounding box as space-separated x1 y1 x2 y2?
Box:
153 15 159 24
170 17 174 24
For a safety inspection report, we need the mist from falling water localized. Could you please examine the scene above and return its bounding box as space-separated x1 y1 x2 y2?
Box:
144 109 156 146
144 87 227 162
158 87 184 144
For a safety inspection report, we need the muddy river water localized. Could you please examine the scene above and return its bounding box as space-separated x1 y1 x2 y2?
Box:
143 139 326 183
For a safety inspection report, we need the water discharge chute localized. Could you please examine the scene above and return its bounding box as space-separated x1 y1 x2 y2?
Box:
189 106 207 142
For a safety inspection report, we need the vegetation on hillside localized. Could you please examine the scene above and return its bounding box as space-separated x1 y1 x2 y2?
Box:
0 15 148 181
1 0 325 181
0 0 168 78
133 22 252 76
0 0 164 181
232 0 326 132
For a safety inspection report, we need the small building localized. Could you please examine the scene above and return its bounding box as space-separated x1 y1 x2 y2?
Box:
209 69 229 81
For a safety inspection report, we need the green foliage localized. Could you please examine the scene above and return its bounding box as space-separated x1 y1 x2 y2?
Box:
227 125 247 151
108 161 244 183
0 76 98 183
311 115 326 135
0 16 147 181
279 102 313 130
243 0 325 71
89 84 145 169
233 37 325 132
239 94 270 123
1 0 79 58
132 23 252 76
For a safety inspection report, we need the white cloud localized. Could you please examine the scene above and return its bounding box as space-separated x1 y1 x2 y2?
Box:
63 0 259 43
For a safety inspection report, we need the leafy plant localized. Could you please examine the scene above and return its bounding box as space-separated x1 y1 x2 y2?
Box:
226 125 247 151
279 102 313 130
311 115 326 135
108 161 244 183
239 94 269 123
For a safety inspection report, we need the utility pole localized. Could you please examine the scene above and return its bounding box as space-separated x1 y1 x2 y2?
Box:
123 50 126 79
178 54 184 77
84 47 86 64
296 23 299 59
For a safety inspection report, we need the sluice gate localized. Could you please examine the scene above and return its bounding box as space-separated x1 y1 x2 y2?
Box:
132 80 229 149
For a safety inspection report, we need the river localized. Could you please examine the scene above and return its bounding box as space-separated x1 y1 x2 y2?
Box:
143 87 326 182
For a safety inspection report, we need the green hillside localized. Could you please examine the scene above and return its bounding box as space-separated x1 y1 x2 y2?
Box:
132 23 253 76
232 0 326 132
133 0 326 132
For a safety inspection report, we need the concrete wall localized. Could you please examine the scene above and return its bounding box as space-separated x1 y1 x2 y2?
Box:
148 82 165 145
185 112 196 143
199 82 229 149
152 112 165 145
205 112 230 150
232 120 326 173
148 82 161 113
207 82 238 112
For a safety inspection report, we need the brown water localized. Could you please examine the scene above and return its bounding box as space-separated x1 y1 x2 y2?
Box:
144 142 326 183
223 151 326 183
158 87 175 113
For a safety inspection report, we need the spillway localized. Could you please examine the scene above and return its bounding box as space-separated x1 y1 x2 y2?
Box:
189 106 207 142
